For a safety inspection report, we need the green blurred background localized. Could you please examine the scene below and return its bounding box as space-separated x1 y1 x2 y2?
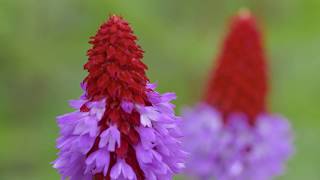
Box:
1 0 320 179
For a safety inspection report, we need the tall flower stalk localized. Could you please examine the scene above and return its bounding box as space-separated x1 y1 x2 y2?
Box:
182 10 293 180
53 15 185 180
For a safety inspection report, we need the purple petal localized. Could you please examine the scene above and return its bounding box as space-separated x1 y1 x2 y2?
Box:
121 101 134 113
181 103 294 180
99 125 121 151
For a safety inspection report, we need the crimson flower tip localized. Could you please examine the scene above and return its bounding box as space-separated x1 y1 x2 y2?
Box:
84 14 148 105
205 11 267 123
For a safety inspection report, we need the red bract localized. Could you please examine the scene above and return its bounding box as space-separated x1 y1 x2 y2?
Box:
83 15 148 179
204 10 268 124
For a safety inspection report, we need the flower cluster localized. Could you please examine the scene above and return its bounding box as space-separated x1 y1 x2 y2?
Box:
53 15 185 180
182 104 293 180
181 10 293 180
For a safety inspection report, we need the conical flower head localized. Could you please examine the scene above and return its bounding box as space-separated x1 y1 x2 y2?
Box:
53 15 186 180
84 15 148 104
205 10 268 124
181 10 293 180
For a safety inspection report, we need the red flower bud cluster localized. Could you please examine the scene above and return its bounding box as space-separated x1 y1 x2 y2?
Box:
204 11 268 124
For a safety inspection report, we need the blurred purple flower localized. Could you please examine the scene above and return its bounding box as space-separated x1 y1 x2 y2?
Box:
181 104 293 180
181 10 294 180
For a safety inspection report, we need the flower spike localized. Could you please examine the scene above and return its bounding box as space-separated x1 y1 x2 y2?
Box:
204 10 268 124
53 15 186 180
182 10 293 180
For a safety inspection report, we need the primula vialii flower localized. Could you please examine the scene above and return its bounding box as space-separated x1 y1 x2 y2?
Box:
181 10 293 180
53 15 186 180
